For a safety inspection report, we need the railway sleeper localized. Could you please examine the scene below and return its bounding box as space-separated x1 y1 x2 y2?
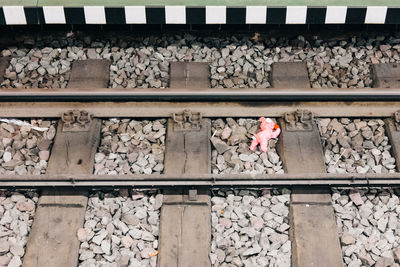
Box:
157 62 212 267
273 64 343 267
22 60 109 267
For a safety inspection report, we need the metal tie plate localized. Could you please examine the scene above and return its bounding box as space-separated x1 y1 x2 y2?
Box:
284 109 314 132
172 109 202 132
61 110 93 132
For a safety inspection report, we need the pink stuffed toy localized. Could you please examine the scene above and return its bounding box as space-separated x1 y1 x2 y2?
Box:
250 117 281 152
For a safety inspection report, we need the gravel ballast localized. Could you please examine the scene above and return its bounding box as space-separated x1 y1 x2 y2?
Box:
1 48 69 88
78 190 162 267
333 188 400 267
94 119 166 175
1 32 400 89
210 189 291 267
211 118 283 175
318 118 397 174
0 190 38 267
0 119 57 175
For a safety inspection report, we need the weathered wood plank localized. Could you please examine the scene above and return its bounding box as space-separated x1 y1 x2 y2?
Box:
23 189 88 267
164 119 211 176
372 63 400 88
46 119 101 175
273 63 343 267
271 62 310 88
280 119 343 267
23 60 109 267
67 60 110 88
23 119 101 267
384 119 400 171
159 189 211 267
170 62 209 88
158 119 211 267
290 199 342 267
373 64 400 172
276 120 326 174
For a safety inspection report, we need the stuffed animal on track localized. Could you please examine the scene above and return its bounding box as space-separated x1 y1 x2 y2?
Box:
249 117 281 152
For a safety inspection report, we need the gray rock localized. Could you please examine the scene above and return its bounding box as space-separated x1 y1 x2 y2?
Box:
87 49 97 59
92 230 108 245
267 152 280 164
79 250 95 261
101 240 111 254
121 214 139 226
154 194 163 210
142 231 155 241
341 234 356 245
135 208 147 219
271 203 288 216
211 137 230 154
250 206 264 217
7 256 22 267
0 256 11 266
0 241 10 253
10 245 24 257
95 153 105 163
378 216 388 232
242 245 262 256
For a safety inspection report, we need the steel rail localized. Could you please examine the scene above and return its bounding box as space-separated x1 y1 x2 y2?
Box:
2 173 400 187
1 88 400 102
1 180 398 187
0 101 399 118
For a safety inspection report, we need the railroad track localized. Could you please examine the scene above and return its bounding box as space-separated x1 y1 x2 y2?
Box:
1 58 400 267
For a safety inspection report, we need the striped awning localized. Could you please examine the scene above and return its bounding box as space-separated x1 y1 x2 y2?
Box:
0 5 399 25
